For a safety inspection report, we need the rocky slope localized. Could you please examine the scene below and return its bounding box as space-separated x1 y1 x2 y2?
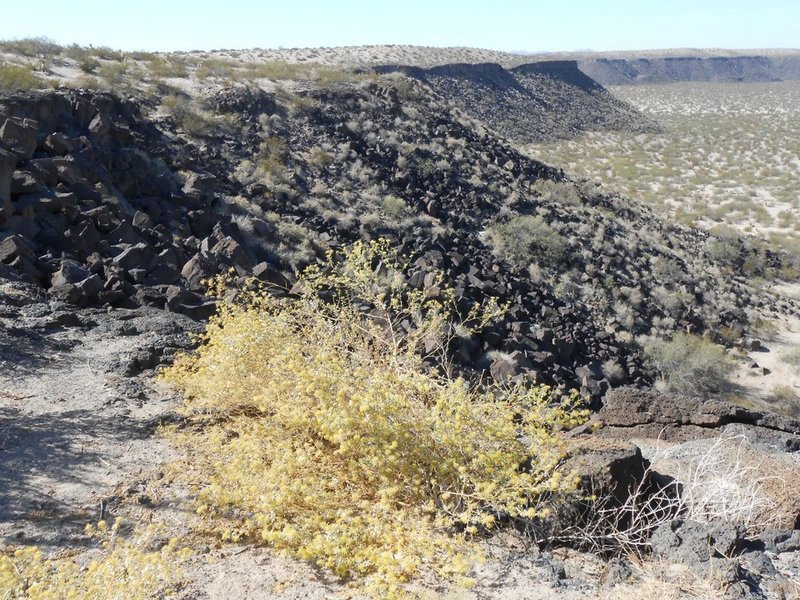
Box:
0 77 795 399
1 50 800 599
375 60 660 142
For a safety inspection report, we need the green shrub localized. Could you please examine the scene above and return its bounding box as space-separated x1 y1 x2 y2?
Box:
97 60 129 85
146 56 189 78
488 215 569 267
0 37 62 58
0 64 45 91
127 50 155 61
380 195 408 220
162 95 227 137
706 225 769 277
642 332 736 397
63 44 90 61
196 58 237 80
78 56 100 74
651 256 685 286
316 67 366 86
90 46 125 61
241 60 307 80
533 179 582 205
163 240 586 596
706 226 744 267
770 233 800 280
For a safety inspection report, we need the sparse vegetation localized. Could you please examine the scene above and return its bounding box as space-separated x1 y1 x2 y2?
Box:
96 60 129 86
379 194 408 219
195 57 237 80
0 37 62 59
764 384 800 417
90 46 125 62
526 81 800 277
145 55 189 78
161 93 238 138
0 64 46 91
533 179 582 205
78 56 100 74
780 345 800 366
706 225 769 277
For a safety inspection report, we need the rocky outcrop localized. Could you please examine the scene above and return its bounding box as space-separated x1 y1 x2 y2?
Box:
375 60 660 142
562 437 650 504
0 90 254 318
596 387 800 447
0 116 39 221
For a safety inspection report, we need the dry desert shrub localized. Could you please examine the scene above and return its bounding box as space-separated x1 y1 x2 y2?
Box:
0 64 46 91
554 433 788 556
162 239 588 596
0 519 189 599
0 37 62 59
764 384 800 418
652 434 789 532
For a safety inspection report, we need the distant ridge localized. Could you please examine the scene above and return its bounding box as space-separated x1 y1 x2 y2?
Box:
196 45 800 85
375 60 658 143
198 44 800 69
577 54 800 85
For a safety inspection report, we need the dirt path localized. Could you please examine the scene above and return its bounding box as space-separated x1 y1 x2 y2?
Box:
0 279 196 550
731 282 800 416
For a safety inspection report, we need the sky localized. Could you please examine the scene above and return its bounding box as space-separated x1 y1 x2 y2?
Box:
1 0 798 53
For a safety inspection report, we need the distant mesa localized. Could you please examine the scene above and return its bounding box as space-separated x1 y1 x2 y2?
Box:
576 53 800 85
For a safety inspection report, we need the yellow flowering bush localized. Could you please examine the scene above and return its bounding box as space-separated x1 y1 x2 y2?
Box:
0 519 189 599
163 239 587 596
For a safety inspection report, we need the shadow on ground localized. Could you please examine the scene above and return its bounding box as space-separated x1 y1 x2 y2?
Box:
0 407 142 548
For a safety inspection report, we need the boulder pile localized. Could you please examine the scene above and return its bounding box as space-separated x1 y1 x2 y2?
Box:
0 79 795 395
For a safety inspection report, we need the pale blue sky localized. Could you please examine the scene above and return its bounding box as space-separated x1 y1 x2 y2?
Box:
2 1 798 53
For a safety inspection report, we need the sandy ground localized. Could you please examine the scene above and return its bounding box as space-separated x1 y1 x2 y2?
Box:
730 282 800 416
0 295 188 549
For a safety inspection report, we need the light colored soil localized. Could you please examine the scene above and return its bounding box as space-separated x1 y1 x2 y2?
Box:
0 304 183 548
730 282 800 415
